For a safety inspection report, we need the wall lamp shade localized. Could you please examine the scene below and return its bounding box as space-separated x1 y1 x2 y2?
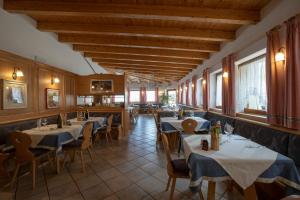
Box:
202 79 206 84
223 71 229 78
192 84 195 88
51 77 60 85
275 48 285 62
12 67 24 80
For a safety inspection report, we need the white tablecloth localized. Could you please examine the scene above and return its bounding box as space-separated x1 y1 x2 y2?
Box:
160 117 208 131
183 134 278 189
23 124 83 148
69 117 105 126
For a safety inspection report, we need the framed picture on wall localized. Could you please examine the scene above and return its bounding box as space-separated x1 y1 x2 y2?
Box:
90 79 114 93
46 88 60 109
2 80 27 109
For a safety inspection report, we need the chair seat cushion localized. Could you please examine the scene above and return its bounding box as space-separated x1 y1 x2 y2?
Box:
171 159 189 175
62 140 82 149
30 148 50 157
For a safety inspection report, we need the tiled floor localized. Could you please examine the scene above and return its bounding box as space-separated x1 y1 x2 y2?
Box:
1 115 244 200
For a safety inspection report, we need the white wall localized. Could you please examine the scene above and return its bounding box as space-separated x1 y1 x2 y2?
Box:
179 0 300 84
0 0 106 75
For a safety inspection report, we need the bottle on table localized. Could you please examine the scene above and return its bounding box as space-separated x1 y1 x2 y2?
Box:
85 107 89 120
57 114 63 129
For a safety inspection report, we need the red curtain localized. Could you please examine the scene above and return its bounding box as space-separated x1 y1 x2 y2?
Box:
140 87 147 104
222 54 236 116
267 15 300 130
192 76 197 107
155 87 159 103
186 80 190 105
202 68 210 111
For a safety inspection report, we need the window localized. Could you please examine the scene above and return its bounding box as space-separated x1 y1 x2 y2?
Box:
77 96 94 106
188 81 192 105
114 95 124 103
196 78 203 107
237 56 267 114
182 85 187 104
146 90 156 102
129 90 140 103
216 73 222 108
167 90 177 106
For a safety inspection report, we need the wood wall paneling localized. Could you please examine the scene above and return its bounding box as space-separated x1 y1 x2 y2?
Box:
0 50 76 124
76 74 125 96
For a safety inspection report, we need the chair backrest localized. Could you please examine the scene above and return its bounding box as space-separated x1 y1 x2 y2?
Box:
153 113 160 131
10 132 34 162
161 133 172 164
182 119 197 134
81 122 93 150
107 114 113 133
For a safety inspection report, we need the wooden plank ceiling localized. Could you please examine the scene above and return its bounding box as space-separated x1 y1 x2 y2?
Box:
4 0 269 83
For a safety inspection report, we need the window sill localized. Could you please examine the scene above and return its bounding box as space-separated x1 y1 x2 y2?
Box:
236 112 267 123
209 108 222 113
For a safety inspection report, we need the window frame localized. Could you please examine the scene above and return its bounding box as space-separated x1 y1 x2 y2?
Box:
129 90 140 103
146 90 156 103
215 72 223 109
236 54 267 115
196 78 203 108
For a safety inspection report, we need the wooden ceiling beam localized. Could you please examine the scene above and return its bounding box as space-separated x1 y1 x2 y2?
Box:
74 45 208 59
84 53 201 64
93 59 197 70
58 34 219 52
126 73 175 82
4 1 260 25
101 65 189 74
92 57 200 67
38 22 235 42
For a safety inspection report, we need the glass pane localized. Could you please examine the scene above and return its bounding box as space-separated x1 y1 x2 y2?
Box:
196 79 203 106
146 90 156 102
216 74 222 107
114 95 124 103
188 81 192 105
237 56 267 111
130 91 140 103
168 90 177 105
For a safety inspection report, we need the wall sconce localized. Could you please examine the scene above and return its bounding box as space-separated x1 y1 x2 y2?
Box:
223 71 229 78
192 84 195 88
12 67 24 80
51 76 60 85
275 47 285 62
185 86 187 90
202 79 206 84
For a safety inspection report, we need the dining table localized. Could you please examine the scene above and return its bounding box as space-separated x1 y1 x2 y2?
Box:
182 134 300 200
69 117 106 134
160 116 211 133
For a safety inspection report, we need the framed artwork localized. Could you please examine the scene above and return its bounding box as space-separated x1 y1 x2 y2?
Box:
46 88 60 109
90 79 114 93
2 80 27 109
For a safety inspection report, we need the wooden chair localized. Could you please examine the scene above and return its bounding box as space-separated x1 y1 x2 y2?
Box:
105 115 113 143
153 113 161 144
161 133 204 200
62 122 93 173
181 118 197 134
9 132 53 190
0 152 9 177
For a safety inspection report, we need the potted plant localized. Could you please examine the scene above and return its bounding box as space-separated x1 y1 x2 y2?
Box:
160 92 169 105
